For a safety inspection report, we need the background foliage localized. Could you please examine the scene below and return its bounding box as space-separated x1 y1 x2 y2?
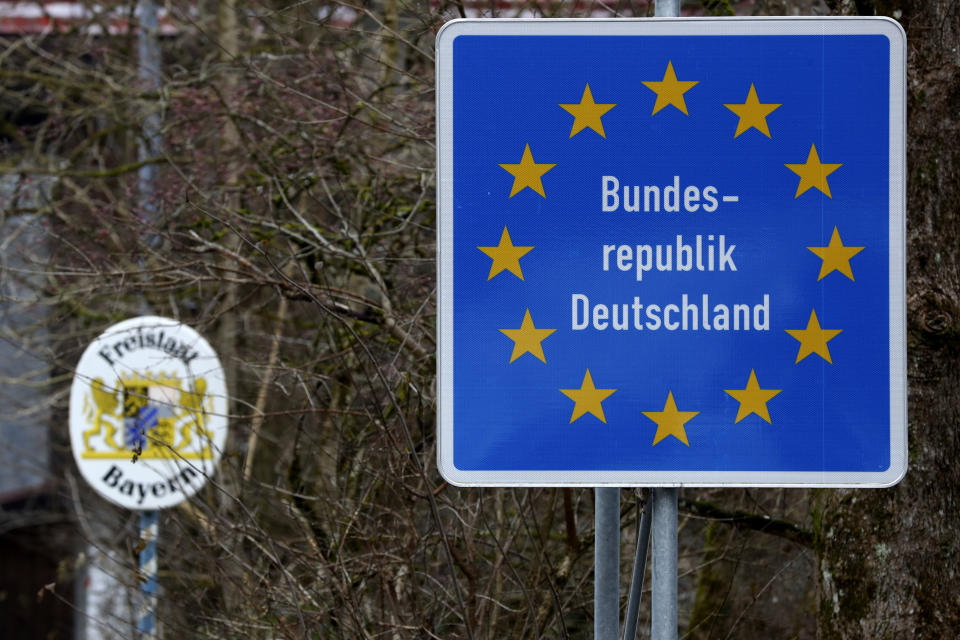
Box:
0 0 957 638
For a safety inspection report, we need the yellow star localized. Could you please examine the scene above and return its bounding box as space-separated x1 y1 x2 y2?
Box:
785 309 843 364
477 226 533 281
642 61 699 116
785 144 843 198
499 309 556 363
559 83 617 138
498 144 556 198
724 83 781 138
724 369 782 424
643 391 699 446
560 369 616 424
807 226 865 281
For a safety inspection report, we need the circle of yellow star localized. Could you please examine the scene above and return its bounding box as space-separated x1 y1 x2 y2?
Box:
559 83 617 138
724 83 781 138
785 309 843 364
560 369 616 424
477 226 533 281
724 369 782 424
499 309 556 363
498 144 556 198
643 391 699 446
785 144 843 198
641 61 699 116
807 226 865 281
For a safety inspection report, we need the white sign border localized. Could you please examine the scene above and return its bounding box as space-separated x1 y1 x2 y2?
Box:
436 17 907 487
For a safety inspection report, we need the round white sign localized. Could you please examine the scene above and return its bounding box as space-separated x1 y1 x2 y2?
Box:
69 316 228 510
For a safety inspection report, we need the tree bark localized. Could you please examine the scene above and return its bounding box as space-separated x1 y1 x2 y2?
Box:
815 1 960 637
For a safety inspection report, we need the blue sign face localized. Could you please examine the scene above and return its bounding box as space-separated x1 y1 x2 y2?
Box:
437 19 906 487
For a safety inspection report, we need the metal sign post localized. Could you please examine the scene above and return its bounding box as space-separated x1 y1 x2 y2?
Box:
137 0 161 245
594 488 620 640
623 491 651 640
137 510 159 637
651 488 678 640
647 1 679 638
133 11 163 633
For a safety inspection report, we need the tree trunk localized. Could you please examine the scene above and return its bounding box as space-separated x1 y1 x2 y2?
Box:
815 1 960 637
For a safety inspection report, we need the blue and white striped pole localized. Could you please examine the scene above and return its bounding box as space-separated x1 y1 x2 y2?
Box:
138 510 159 637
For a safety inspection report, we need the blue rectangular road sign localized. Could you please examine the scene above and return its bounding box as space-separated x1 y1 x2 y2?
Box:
437 18 906 487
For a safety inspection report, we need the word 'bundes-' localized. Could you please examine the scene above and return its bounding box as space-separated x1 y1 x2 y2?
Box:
602 175 722 213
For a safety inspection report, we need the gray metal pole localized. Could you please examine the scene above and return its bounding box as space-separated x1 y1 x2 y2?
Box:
595 487 620 640
137 511 159 637
622 495 651 640
654 0 680 16
650 6 680 639
651 488 678 640
138 0 162 246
